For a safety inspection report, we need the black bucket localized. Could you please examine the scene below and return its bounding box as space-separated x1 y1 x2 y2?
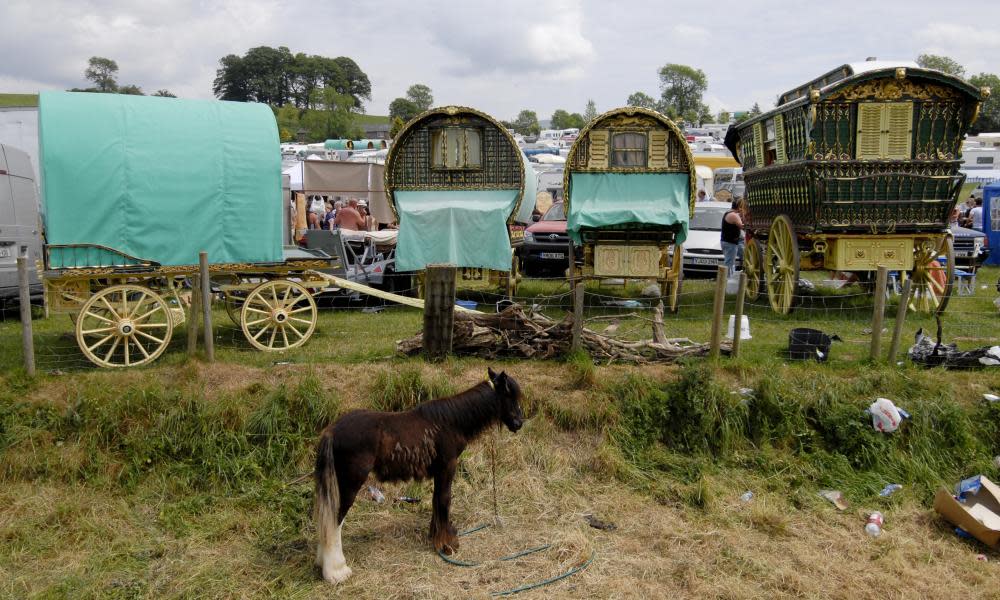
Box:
788 328 835 361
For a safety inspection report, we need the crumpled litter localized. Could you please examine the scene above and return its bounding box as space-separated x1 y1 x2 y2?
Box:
868 398 911 433
908 329 1000 368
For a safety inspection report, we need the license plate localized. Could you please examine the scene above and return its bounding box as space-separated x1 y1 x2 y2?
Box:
461 268 484 281
691 257 717 265
540 253 565 259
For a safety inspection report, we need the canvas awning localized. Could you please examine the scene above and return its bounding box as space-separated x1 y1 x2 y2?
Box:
301 160 393 224
394 190 518 271
567 172 691 244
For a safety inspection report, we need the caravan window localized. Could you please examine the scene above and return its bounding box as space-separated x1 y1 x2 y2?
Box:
431 128 483 170
610 132 647 167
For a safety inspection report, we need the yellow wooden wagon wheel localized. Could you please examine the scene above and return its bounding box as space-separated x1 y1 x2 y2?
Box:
908 236 954 314
743 237 763 301
240 279 318 351
75 284 174 368
764 215 800 315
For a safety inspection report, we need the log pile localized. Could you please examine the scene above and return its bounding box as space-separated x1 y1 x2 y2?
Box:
396 303 729 363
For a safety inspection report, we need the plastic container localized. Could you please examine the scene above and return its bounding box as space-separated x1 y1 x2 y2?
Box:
740 491 754 502
726 315 752 340
865 511 884 537
455 300 478 310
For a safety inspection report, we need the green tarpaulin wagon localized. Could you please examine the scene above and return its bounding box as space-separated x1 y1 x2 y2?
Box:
384 106 536 298
726 62 987 315
39 91 336 367
564 107 695 312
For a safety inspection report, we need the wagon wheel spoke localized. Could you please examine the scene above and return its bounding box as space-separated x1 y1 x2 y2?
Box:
132 337 151 360
253 323 274 342
280 325 290 348
244 317 270 327
134 329 165 345
100 296 121 320
288 316 313 326
268 325 279 349
244 306 271 316
289 305 314 315
103 336 121 363
86 333 116 353
285 320 305 339
81 326 116 335
123 336 130 366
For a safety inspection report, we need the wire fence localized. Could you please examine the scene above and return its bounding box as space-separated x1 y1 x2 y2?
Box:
4 267 1000 373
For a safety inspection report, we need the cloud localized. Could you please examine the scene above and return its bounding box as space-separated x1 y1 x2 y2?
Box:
425 0 594 80
672 24 710 40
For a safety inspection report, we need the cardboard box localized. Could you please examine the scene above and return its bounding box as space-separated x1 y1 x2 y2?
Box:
934 475 1000 548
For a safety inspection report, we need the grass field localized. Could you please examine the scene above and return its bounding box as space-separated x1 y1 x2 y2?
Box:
0 93 38 107
2 271 1000 598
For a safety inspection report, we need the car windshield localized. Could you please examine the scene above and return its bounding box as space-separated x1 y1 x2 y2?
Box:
543 203 565 221
689 207 728 230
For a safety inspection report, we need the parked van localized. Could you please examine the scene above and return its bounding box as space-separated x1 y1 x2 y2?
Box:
0 144 42 300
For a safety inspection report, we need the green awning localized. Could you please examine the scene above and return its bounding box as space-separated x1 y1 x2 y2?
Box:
40 91 282 267
395 190 518 271
567 172 690 244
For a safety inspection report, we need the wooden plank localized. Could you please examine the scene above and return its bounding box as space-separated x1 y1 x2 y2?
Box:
710 265 727 358
186 279 201 356
423 264 457 360
869 266 889 361
572 283 585 352
887 278 912 364
200 252 214 362
305 270 480 313
17 257 35 376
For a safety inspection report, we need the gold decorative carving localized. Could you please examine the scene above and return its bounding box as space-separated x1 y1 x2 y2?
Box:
828 79 959 102
895 67 906 80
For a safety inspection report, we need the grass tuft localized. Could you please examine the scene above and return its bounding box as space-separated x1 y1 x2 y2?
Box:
368 364 455 412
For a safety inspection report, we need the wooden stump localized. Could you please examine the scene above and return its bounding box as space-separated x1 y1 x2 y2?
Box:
423 264 457 360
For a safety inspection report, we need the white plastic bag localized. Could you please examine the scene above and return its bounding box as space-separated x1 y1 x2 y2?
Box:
869 397 908 433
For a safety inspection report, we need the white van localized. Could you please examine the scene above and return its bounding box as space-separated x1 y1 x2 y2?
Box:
0 144 42 299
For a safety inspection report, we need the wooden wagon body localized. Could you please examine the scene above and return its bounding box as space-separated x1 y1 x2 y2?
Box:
384 106 535 297
563 107 695 311
726 62 989 313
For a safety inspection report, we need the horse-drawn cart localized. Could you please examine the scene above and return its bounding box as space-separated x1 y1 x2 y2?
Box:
726 62 988 314
39 92 332 367
564 107 695 312
384 106 536 298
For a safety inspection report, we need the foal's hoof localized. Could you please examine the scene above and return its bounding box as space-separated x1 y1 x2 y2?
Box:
323 565 353 584
435 536 460 555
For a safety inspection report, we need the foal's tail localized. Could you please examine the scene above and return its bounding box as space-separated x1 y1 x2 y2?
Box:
314 429 340 553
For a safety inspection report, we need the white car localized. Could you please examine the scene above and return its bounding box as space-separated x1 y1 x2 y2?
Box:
681 200 739 277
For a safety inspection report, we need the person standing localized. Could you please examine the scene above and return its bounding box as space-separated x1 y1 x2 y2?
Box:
721 197 746 276
970 198 984 231
334 198 367 231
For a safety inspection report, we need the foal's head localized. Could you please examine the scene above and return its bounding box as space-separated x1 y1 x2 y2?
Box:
487 367 524 432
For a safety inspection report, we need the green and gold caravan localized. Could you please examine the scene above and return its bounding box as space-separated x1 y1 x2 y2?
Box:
385 106 535 297
564 107 694 312
727 61 988 314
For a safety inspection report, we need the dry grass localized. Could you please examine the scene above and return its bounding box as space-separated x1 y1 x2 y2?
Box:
1 359 999 600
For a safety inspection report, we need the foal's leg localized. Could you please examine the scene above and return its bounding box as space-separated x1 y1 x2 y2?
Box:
321 453 371 584
430 458 459 554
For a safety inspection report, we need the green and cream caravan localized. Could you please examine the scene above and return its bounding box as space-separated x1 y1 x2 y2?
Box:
385 106 536 298
564 107 695 312
726 61 987 314
39 91 332 367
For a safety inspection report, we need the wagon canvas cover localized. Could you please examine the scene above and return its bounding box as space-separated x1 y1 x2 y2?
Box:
39 92 282 266
394 190 518 271
567 172 690 244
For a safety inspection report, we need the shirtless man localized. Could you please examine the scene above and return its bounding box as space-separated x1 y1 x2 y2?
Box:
334 199 367 231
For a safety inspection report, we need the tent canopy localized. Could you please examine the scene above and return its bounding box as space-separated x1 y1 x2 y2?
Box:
567 172 690 244
300 160 393 224
39 91 281 267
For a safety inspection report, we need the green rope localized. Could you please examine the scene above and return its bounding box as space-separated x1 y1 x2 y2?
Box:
436 523 594 596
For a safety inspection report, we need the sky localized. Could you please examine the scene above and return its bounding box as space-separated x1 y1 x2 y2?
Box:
2 0 998 122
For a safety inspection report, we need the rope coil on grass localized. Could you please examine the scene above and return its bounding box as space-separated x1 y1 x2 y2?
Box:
436 524 595 596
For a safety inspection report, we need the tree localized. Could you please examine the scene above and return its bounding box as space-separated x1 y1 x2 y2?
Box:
583 99 598 122
85 57 119 92
550 109 572 129
626 91 658 110
916 54 966 78
153 89 176 97
969 72 1000 133
300 88 362 141
406 84 433 111
275 104 302 142
658 63 707 116
388 97 421 123
717 110 731 124
512 110 540 136
118 84 144 96
332 56 372 108
749 102 762 116
389 116 407 138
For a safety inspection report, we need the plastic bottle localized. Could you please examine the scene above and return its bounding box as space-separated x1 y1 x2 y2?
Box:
740 491 754 502
865 511 884 537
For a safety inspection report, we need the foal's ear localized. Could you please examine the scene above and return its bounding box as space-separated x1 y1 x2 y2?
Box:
487 366 498 381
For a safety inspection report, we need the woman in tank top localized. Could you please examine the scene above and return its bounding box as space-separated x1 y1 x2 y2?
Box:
721 197 746 276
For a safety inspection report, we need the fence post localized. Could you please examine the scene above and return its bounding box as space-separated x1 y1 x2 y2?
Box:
186 277 201 356
887 278 912 365
710 265 727 358
199 252 214 362
869 266 889 362
17 257 35 376
731 271 748 359
423 264 457 360
572 283 585 352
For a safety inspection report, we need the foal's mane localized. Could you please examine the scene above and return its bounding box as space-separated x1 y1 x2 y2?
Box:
415 382 498 437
